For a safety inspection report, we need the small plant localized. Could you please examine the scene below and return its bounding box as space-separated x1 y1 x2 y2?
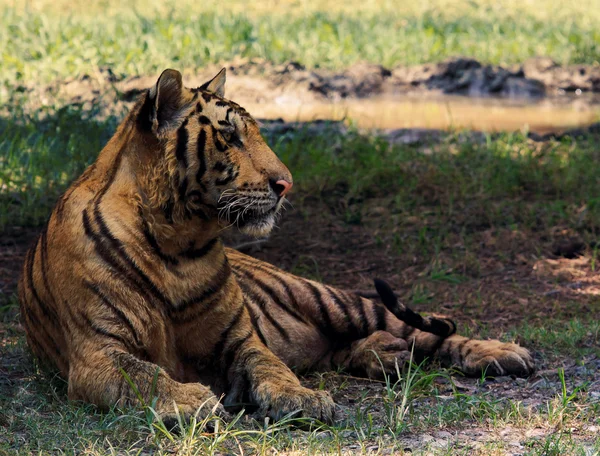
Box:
375 345 447 434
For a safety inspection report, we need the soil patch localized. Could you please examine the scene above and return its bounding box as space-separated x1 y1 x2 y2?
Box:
7 58 600 136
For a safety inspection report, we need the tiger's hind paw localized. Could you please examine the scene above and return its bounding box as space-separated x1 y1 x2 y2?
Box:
349 330 411 379
462 341 535 378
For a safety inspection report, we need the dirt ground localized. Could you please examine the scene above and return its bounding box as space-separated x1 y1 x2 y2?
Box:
7 57 600 118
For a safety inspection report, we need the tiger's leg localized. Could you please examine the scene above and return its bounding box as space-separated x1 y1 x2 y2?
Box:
327 330 411 378
314 298 534 378
207 293 335 423
225 332 336 422
326 326 534 379
385 323 535 377
226 250 534 378
68 344 224 424
373 281 534 376
435 333 535 377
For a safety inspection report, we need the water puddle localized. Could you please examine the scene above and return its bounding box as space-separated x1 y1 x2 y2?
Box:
245 94 600 134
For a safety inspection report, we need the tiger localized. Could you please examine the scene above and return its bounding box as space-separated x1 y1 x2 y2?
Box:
18 68 534 425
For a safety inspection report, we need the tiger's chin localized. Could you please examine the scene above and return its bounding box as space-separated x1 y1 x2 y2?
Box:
219 198 284 238
238 201 284 237
239 215 277 237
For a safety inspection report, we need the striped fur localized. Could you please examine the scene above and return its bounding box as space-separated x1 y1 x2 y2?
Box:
18 69 534 424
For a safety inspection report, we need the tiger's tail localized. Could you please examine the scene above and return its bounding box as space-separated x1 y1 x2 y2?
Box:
374 278 457 338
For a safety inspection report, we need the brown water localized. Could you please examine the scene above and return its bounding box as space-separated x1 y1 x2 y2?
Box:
245 95 600 134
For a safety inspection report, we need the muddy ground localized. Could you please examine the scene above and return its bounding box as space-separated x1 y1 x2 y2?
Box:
6 57 600 117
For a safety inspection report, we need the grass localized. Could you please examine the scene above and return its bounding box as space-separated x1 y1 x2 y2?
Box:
1 323 599 455
3 104 600 233
2 0 600 89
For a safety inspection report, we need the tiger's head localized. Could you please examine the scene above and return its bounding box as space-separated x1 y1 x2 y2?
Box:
135 68 292 237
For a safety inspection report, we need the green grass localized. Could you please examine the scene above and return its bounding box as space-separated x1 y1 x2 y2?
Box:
516 318 600 358
2 0 600 89
4 104 600 234
1 326 598 455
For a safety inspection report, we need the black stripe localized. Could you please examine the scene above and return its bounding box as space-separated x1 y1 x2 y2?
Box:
213 305 245 359
229 256 298 300
216 101 229 107
195 102 203 113
324 285 360 339
175 119 189 168
174 294 221 323
196 129 207 182
169 259 231 319
232 266 309 325
161 197 174 223
178 176 188 201
236 276 291 343
222 330 253 376
23 247 65 363
352 294 370 335
198 115 211 125
39 225 60 310
228 255 324 331
140 213 179 265
92 206 171 306
21 286 63 364
215 168 235 186
180 237 218 260
83 209 164 308
25 327 53 364
212 126 229 152
201 92 212 103
81 312 128 347
213 162 227 172
245 300 269 347
373 303 387 331
302 280 340 340
84 281 143 347
27 236 60 328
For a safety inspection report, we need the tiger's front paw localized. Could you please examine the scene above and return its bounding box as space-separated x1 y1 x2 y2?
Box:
254 381 335 424
158 383 229 430
463 341 535 378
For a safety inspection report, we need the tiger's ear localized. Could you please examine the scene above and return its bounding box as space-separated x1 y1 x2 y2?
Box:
147 69 186 134
199 68 226 97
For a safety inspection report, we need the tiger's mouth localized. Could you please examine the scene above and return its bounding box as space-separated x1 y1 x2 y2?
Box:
217 193 284 236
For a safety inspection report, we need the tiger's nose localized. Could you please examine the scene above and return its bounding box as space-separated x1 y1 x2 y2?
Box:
269 179 293 197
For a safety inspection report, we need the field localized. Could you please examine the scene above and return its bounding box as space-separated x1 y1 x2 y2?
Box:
1 1 600 455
